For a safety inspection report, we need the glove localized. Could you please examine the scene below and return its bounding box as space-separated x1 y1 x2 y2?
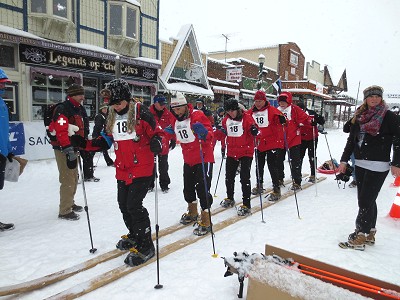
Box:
221 148 226 158
7 152 14 162
70 135 87 148
150 136 162 154
62 146 77 169
250 124 259 136
92 136 112 151
311 120 317 126
278 115 286 124
192 122 208 141
169 139 176 150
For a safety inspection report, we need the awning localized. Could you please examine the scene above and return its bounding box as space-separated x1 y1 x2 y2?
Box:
161 81 214 97
30 66 82 82
212 85 240 96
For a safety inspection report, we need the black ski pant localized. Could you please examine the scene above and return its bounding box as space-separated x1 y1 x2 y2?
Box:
0 156 6 190
102 150 114 166
80 150 95 179
355 166 388 234
150 154 171 190
254 149 266 184
286 144 302 185
117 177 153 249
183 162 213 211
266 148 285 188
300 139 318 176
225 156 252 207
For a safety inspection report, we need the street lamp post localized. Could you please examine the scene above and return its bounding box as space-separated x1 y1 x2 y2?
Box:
257 54 265 90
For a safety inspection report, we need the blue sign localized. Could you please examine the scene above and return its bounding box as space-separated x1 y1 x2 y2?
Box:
9 122 25 155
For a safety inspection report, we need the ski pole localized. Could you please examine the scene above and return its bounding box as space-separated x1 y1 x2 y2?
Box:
77 155 97 254
282 125 301 219
213 155 225 197
94 151 101 168
199 140 218 258
312 123 318 197
153 155 163 289
253 137 265 223
323 132 340 189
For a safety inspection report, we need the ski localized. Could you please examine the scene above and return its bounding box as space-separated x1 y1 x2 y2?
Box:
44 177 325 299
0 176 304 297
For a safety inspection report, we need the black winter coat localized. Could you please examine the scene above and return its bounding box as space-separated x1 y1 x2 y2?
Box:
92 111 107 139
340 110 400 167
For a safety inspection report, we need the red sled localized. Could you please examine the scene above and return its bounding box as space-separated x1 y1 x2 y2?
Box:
317 167 337 174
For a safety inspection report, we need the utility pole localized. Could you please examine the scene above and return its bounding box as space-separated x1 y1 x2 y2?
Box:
222 34 230 62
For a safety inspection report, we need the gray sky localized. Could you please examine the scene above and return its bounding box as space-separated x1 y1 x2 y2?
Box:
159 0 399 100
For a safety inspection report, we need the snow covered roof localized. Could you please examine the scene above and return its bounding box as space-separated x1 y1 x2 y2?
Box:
212 85 239 96
283 88 332 99
161 81 213 96
208 77 239 87
226 57 277 73
0 25 44 40
66 43 118 55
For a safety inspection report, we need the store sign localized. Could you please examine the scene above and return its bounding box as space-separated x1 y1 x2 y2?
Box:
19 44 157 80
226 68 242 82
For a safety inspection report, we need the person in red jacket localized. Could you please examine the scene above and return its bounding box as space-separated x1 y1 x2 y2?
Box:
170 92 215 236
148 94 176 193
220 98 257 216
247 90 286 201
277 92 312 191
297 102 325 183
103 78 164 267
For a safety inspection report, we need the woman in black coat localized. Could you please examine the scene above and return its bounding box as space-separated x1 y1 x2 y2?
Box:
338 85 400 250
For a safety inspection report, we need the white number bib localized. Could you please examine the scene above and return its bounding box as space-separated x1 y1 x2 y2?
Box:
252 110 269 127
112 114 137 141
175 118 196 143
278 106 292 120
226 119 244 137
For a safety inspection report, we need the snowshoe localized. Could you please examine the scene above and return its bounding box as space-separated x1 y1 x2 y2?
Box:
72 204 83 212
338 231 366 251
251 184 265 195
220 198 235 208
180 203 198 225
124 244 155 267
366 228 376 245
290 183 301 191
308 176 316 183
193 211 212 236
84 176 100 182
116 234 138 251
237 205 251 217
58 211 80 221
349 180 357 188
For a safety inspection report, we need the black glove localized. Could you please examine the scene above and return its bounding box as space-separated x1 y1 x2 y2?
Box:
169 139 176 150
336 164 353 182
7 152 14 162
150 136 162 154
192 122 208 141
311 120 317 126
62 146 77 169
221 148 226 158
278 115 286 124
70 135 87 148
250 125 259 136
91 136 112 151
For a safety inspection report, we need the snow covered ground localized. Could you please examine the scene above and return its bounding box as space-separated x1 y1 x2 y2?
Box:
1 128 399 299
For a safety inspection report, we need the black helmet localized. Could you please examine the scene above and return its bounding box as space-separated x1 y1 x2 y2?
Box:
224 98 239 111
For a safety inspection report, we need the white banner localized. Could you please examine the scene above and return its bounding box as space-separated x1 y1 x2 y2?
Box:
226 68 242 82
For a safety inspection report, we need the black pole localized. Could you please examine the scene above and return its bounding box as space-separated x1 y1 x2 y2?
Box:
153 156 163 289
213 156 225 197
253 137 265 223
77 155 97 254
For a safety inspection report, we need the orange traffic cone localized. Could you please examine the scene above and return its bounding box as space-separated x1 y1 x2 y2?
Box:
389 188 400 218
393 176 400 187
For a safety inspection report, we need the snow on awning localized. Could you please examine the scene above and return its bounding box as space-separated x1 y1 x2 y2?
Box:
283 88 332 99
163 81 214 97
212 85 239 96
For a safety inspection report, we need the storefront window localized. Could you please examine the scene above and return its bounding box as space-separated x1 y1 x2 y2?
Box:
0 45 16 68
83 77 98 119
132 85 151 107
31 0 47 13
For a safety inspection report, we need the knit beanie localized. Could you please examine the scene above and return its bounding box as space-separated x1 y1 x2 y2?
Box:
106 79 132 105
254 90 267 101
363 85 383 100
67 84 84 96
170 92 187 108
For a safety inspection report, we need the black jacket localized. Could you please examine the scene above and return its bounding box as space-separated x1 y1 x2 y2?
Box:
92 111 107 139
340 110 400 167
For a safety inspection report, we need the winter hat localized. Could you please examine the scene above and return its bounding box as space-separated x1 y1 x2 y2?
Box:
99 103 108 110
254 90 267 101
67 84 84 96
224 98 239 111
363 85 383 100
216 107 224 115
196 98 204 104
170 92 187 108
106 79 132 105
153 94 166 104
278 92 293 105
0 68 11 83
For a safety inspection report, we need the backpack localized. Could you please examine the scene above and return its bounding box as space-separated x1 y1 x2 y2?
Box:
44 103 63 141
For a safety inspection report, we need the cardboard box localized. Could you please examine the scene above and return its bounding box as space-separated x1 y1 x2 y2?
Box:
246 244 400 300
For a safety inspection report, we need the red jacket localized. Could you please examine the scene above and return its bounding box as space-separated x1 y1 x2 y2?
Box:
247 103 284 151
149 104 175 155
222 110 255 159
111 102 165 185
300 109 324 141
277 92 312 148
171 104 214 166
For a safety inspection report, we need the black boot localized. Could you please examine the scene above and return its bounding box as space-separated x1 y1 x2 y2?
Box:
124 222 155 266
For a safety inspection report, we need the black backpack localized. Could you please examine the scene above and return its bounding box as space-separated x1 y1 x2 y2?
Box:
44 103 63 141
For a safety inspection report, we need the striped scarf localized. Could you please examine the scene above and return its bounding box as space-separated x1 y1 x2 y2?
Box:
356 102 388 136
